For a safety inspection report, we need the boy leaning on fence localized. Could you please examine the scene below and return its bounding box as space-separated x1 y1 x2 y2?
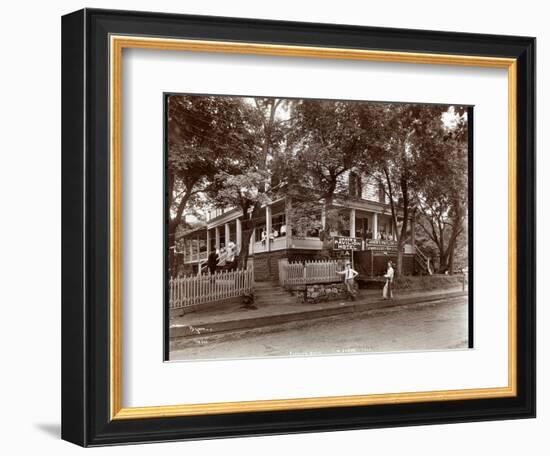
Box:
337 261 359 301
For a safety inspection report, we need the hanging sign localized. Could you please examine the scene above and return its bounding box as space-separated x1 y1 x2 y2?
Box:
333 236 362 250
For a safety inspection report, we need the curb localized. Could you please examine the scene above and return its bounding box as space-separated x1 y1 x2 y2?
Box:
170 290 467 340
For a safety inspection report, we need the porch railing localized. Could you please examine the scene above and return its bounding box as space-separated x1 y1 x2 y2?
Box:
169 267 254 309
197 249 230 274
278 259 342 287
183 251 207 264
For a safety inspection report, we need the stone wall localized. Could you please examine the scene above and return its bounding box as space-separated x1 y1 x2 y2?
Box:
292 282 348 304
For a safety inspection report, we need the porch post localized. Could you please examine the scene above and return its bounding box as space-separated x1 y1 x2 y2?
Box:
411 211 416 249
266 205 272 252
224 223 230 248
350 208 356 238
373 212 378 240
236 218 242 253
286 197 292 249
206 229 211 256
215 226 220 250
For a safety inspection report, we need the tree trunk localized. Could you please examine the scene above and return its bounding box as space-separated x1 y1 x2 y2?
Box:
237 204 262 270
447 242 456 274
438 251 449 273
168 221 180 278
394 194 409 277
438 219 462 274
168 191 192 277
396 239 404 276
319 197 333 255
382 165 408 278
238 228 254 269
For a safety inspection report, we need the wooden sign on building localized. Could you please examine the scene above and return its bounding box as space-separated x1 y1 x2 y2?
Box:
333 236 362 251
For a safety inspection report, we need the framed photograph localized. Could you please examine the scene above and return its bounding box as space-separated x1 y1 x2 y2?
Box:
61 8 535 446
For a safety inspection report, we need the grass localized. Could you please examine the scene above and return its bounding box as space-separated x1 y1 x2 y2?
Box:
393 274 467 291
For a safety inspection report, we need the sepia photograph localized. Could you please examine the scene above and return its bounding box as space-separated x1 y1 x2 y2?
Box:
166 93 472 361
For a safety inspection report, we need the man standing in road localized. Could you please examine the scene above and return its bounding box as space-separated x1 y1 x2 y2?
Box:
383 260 394 299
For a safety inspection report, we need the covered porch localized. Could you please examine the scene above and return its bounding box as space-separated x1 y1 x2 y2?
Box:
180 198 416 264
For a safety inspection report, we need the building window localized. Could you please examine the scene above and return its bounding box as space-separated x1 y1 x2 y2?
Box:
349 172 362 198
272 213 287 237
199 237 207 253
358 217 368 239
255 224 266 242
208 230 216 252
378 182 385 203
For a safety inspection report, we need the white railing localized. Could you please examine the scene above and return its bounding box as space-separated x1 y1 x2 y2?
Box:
183 251 207 264
278 259 342 287
169 267 254 309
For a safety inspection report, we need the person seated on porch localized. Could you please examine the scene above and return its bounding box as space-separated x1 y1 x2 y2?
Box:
307 228 319 237
226 241 238 270
279 224 287 237
270 228 277 242
261 229 267 246
226 241 236 262
207 248 219 275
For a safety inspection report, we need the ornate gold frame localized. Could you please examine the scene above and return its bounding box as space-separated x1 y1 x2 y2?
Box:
109 35 517 420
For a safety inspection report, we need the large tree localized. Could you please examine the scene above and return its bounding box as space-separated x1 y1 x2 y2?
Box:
415 107 469 273
167 95 263 275
287 99 380 252
207 97 287 269
367 103 450 276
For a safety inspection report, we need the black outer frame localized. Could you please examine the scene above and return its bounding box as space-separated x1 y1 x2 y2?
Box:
61 8 536 447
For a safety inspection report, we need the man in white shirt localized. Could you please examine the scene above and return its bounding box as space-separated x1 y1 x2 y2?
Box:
337 261 359 301
383 260 394 299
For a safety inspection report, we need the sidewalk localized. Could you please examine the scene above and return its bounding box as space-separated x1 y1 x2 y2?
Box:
170 286 467 339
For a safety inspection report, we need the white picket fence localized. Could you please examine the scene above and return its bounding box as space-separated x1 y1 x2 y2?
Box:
278 259 342 287
169 267 254 309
